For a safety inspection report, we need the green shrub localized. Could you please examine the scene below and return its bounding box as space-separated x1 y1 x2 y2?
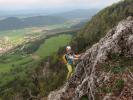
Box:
81 95 88 100
113 79 124 91
111 66 125 74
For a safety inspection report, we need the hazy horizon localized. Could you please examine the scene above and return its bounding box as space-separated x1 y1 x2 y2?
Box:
0 0 121 12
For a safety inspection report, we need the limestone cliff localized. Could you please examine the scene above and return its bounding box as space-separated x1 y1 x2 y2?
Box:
48 17 133 100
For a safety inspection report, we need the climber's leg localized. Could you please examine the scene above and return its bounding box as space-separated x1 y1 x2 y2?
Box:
70 65 75 77
66 63 73 80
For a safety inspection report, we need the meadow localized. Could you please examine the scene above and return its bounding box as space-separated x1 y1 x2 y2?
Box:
0 34 72 89
0 21 74 89
0 34 72 73
0 21 76 45
0 20 75 73
36 34 72 58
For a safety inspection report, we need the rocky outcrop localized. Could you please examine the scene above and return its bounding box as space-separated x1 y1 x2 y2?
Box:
48 17 133 100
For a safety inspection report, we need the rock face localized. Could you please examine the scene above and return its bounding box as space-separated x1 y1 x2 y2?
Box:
48 18 133 100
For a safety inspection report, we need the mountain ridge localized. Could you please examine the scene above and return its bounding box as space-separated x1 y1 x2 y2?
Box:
0 9 99 31
52 9 99 20
0 9 99 18
72 0 133 52
48 17 133 100
0 16 66 31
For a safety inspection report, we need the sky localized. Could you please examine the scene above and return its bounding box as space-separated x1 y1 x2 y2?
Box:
0 0 121 11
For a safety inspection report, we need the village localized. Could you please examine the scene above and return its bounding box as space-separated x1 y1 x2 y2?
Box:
0 37 13 55
0 33 45 55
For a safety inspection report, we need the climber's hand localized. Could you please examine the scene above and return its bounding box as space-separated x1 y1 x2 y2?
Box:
80 53 87 60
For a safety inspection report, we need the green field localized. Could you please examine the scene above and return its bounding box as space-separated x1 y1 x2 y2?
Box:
0 20 75 73
0 21 75 46
0 21 73 88
0 34 72 88
0 34 72 73
36 34 72 58
0 19 78 98
0 28 33 44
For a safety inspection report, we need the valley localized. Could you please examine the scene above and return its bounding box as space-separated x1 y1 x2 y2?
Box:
0 34 72 73
0 19 81 55
0 16 77 90
0 34 72 88
0 8 104 100
0 0 132 99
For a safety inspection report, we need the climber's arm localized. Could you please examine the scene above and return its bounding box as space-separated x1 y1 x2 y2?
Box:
68 55 79 60
73 54 81 60
74 54 81 58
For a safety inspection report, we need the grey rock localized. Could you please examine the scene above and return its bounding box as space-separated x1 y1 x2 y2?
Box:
48 18 133 100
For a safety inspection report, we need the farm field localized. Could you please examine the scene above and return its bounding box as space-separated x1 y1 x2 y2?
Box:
0 20 78 49
0 34 72 88
36 34 72 58
0 20 75 89
0 34 72 73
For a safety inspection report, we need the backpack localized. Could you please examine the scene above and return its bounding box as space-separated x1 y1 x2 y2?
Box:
62 54 68 64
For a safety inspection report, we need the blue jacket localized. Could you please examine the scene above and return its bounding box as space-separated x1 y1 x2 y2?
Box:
65 53 75 65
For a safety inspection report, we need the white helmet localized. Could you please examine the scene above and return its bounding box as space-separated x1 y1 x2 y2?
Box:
66 46 71 50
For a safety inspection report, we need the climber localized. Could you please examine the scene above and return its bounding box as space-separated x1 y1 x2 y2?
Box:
63 46 81 80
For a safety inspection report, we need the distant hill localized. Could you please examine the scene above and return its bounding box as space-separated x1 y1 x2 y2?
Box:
0 10 58 18
0 16 66 31
0 9 98 31
53 9 99 20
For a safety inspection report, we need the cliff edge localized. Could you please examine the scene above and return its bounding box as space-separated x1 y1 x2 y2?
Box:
48 17 133 100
